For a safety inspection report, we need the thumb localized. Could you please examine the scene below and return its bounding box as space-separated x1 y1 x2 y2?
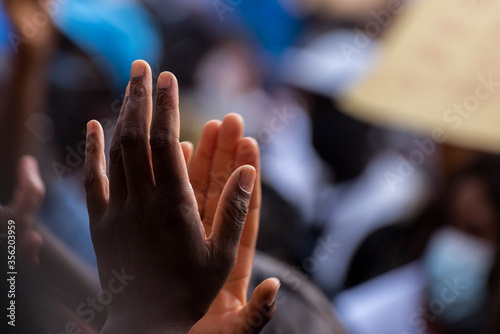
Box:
237 278 280 334
209 166 256 265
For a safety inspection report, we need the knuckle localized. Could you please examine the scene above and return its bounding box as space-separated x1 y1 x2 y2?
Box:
126 88 149 113
109 143 122 164
154 182 189 208
126 94 147 111
156 88 176 112
119 96 129 113
83 169 95 191
129 77 148 98
150 129 176 150
225 194 249 225
120 127 145 150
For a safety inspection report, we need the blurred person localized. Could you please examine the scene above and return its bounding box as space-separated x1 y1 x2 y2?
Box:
0 3 104 321
303 0 403 25
336 154 500 334
0 155 103 333
0 0 101 266
277 29 430 295
249 251 346 334
257 183 314 265
0 4 108 330
345 151 494 286
0 0 56 203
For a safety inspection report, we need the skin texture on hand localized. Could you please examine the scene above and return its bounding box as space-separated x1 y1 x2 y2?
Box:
84 60 260 334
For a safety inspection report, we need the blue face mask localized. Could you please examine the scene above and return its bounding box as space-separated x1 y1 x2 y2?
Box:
423 227 495 327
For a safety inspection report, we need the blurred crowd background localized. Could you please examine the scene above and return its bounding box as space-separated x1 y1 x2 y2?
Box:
1 0 500 333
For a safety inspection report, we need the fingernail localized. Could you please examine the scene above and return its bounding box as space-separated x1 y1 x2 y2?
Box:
131 61 145 78
264 278 281 307
158 72 173 89
239 167 256 194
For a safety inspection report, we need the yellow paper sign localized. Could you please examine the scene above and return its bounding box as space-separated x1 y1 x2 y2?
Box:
341 0 500 153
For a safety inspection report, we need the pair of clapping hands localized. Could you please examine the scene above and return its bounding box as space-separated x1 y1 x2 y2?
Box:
84 60 279 334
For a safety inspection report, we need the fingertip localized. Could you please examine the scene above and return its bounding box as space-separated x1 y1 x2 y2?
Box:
205 119 222 129
86 121 105 149
224 113 244 125
218 114 245 148
86 120 101 134
239 166 256 194
85 121 105 173
158 71 177 89
130 59 150 78
243 136 259 148
262 277 281 307
181 140 194 152
200 120 222 143
267 277 281 290
223 113 245 133
243 277 280 332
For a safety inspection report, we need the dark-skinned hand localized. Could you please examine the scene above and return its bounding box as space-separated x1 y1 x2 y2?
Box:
84 60 258 334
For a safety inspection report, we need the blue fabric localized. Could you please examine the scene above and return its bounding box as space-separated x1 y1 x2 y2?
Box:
0 3 14 54
40 179 97 268
53 0 162 90
235 0 303 56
